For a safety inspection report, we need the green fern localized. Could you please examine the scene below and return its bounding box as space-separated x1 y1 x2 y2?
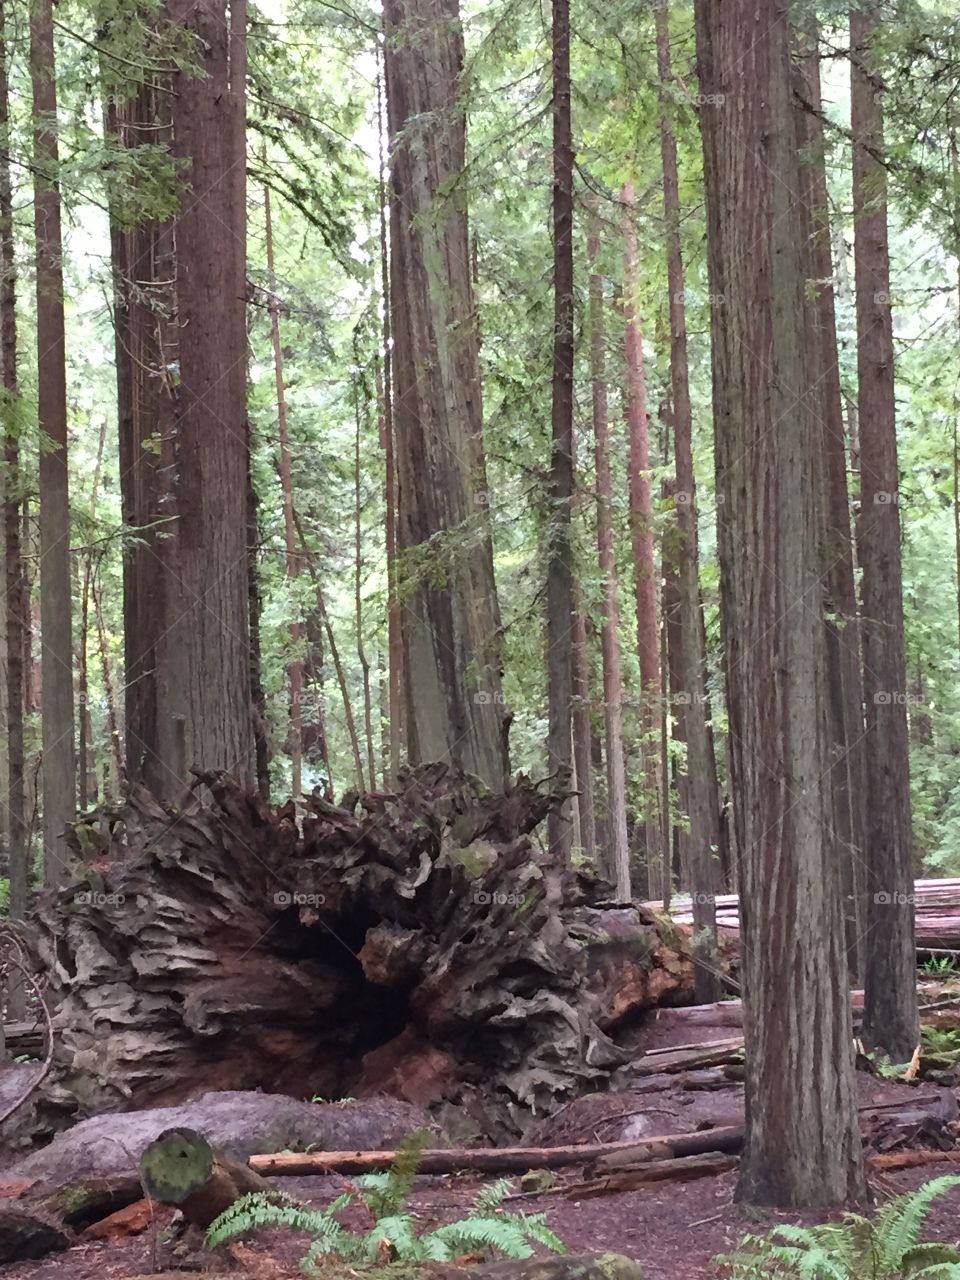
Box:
716 1177 960 1278
205 1141 565 1273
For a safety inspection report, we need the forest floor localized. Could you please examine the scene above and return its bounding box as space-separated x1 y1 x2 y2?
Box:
3 994 960 1279
0 1160 957 1280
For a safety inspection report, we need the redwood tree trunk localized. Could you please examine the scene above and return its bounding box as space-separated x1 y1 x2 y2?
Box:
0 0 26 923
31 0 76 883
105 41 176 796
695 0 865 1207
850 5 919 1061
656 8 719 999
383 0 508 793
164 0 252 788
622 183 662 891
588 216 629 900
797 36 867 980
543 0 575 857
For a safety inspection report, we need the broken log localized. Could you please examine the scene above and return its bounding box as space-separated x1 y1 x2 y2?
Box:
563 1153 738 1197
249 1129 746 1178
27 767 697 1134
140 1127 275 1228
868 1149 960 1173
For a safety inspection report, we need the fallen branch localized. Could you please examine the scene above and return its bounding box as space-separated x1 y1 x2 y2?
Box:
563 1152 738 1197
867 1149 960 1173
250 1128 746 1178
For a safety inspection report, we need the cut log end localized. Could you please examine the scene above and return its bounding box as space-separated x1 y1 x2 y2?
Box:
139 1127 274 1228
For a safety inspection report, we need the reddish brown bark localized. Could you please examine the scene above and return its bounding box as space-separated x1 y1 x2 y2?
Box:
588 215 629 900
263 182 303 798
31 0 76 883
0 0 26 923
796 37 866 979
655 9 720 998
850 5 919 1061
164 0 252 787
695 0 864 1206
544 0 575 858
622 182 662 890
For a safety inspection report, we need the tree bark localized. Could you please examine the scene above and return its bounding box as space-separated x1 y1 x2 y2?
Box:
622 183 662 894
383 0 508 792
694 0 865 1206
796 33 867 983
31 0 76 883
655 10 719 999
163 0 252 790
544 0 575 858
0 0 26 928
850 4 920 1061
263 182 303 798
588 215 629 901
570 602 597 866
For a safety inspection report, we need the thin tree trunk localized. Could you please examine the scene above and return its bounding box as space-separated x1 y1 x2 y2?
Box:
354 374 376 790
655 9 719 998
293 508 365 793
797 35 866 981
31 0 75 883
376 63 403 785
264 181 303 798
695 0 864 1207
91 577 123 786
570 598 596 865
588 214 629 901
78 419 107 811
851 5 919 1062
545 0 575 858
248 465 270 799
0 0 27 932
622 182 663 894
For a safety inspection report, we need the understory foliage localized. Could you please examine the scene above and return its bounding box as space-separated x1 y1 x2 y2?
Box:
205 1134 564 1269
715 1177 960 1278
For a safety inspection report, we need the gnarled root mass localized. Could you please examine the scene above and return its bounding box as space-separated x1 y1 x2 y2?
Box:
30 766 695 1136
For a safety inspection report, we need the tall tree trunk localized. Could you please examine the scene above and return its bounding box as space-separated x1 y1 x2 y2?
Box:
588 215 629 900
544 0 575 857
104 30 175 796
165 0 252 787
695 0 865 1207
354 373 376 790
850 5 919 1061
263 181 303 798
570 603 597 865
248 468 270 798
376 63 403 785
622 182 662 893
31 0 75 883
0 0 27 928
384 0 508 792
797 35 867 981
78 420 107 810
656 8 719 998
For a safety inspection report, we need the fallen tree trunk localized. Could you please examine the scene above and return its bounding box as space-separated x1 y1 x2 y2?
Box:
140 1127 275 1228
562 1153 738 1197
29 768 697 1134
651 881 960 952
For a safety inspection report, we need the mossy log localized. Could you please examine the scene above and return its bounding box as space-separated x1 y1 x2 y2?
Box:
139 1127 274 1228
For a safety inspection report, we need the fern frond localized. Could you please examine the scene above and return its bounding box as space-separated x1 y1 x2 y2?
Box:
473 1177 515 1211
875 1177 960 1273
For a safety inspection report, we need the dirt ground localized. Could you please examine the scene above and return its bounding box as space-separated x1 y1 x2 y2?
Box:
0 1162 958 1280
